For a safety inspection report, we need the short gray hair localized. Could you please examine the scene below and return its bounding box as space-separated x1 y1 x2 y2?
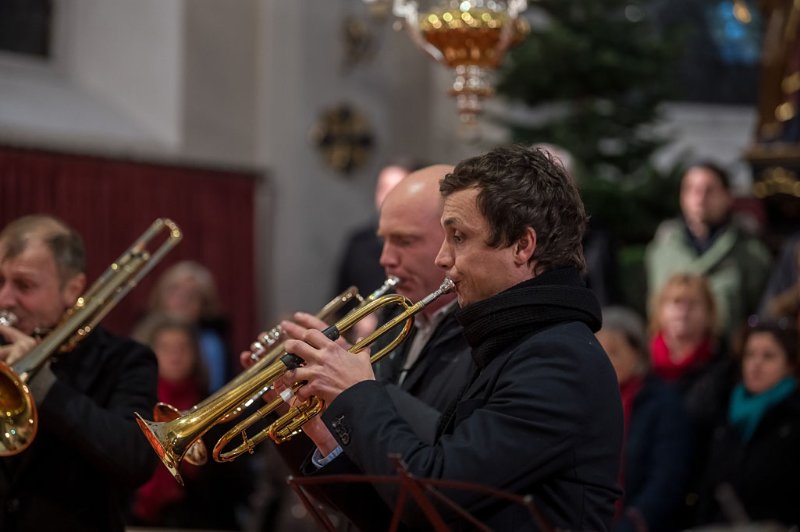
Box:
601 306 650 369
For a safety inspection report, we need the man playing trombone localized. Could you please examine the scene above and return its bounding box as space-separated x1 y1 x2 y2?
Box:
280 145 623 530
0 215 159 532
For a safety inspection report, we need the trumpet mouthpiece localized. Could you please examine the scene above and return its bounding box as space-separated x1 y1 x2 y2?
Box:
420 278 455 307
440 278 455 293
0 311 18 328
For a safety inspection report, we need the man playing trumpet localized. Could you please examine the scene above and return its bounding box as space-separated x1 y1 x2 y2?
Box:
276 165 474 424
242 166 473 529
280 145 623 530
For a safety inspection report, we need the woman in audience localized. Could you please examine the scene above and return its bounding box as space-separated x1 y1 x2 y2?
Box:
648 273 738 523
597 307 691 532
131 315 256 529
648 273 736 426
695 321 800 527
131 317 207 526
147 260 230 392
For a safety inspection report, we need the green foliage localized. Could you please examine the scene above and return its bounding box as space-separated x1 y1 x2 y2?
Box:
496 0 684 243
579 162 684 244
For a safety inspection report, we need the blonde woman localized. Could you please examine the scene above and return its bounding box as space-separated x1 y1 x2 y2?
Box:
145 260 229 392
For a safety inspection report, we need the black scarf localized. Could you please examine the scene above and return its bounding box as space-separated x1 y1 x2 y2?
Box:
456 266 602 369
436 267 601 437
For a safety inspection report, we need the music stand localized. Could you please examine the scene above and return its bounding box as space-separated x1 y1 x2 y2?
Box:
287 454 552 531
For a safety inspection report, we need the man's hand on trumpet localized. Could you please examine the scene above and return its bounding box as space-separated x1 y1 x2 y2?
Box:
278 320 375 408
238 312 353 371
277 319 375 456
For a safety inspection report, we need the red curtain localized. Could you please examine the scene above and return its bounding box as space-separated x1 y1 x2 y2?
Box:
0 145 260 369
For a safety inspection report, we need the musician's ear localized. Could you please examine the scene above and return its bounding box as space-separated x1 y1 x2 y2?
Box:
512 227 536 266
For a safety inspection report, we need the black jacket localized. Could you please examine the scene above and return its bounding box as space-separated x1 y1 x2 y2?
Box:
374 305 473 442
0 326 159 531
696 390 800 527
310 268 623 530
615 375 692 532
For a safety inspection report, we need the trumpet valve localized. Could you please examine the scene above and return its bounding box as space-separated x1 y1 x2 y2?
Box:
249 327 283 362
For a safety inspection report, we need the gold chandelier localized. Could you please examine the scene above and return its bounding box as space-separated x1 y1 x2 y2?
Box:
387 0 529 128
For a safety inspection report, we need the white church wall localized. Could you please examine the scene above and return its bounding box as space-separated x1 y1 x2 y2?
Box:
59 0 185 147
255 1 435 322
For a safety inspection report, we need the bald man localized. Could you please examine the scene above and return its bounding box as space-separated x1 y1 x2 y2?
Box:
288 165 472 437
370 165 472 417
249 166 472 530
335 163 412 298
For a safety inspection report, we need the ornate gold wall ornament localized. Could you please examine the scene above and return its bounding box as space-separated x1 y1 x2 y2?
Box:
753 166 800 197
309 103 374 175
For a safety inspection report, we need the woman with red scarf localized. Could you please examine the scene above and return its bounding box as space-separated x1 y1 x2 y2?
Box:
648 273 738 524
130 317 207 526
597 307 691 532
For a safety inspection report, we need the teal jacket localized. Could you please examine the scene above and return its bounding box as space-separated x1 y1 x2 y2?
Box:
645 218 772 335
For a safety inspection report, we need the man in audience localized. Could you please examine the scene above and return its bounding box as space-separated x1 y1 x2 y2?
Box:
645 162 772 335
0 214 158 531
279 145 622 530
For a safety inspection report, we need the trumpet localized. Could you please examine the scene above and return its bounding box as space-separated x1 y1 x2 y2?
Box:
137 278 453 484
0 311 17 328
151 276 400 467
0 218 182 456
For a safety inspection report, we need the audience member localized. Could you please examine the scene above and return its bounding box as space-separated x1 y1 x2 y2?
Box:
648 273 735 425
647 272 738 523
145 260 230 392
130 317 207 527
695 321 800 527
645 162 772 335
136 313 256 530
597 306 691 532
0 214 158 531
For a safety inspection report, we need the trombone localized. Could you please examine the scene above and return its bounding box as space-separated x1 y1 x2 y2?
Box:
150 276 399 466
137 278 454 484
0 218 182 456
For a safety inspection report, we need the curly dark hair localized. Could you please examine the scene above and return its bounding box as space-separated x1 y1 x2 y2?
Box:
439 144 587 273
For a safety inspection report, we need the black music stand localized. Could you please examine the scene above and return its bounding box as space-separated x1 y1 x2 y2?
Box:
287 455 552 532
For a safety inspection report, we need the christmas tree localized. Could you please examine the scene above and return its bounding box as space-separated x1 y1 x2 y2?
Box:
496 0 683 244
